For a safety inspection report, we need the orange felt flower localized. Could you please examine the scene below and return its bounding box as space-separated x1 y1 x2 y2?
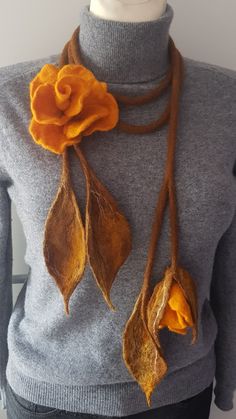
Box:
28 63 119 154
159 280 194 334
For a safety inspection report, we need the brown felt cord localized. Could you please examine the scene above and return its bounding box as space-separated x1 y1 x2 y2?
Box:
56 24 184 338
28 16 198 403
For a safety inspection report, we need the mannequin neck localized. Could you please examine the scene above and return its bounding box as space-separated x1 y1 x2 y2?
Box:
78 3 173 83
89 0 167 22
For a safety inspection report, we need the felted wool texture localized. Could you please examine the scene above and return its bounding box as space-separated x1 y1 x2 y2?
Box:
0 2 236 416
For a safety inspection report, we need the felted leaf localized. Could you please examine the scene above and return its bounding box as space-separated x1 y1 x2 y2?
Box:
122 290 168 407
43 148 86 315
173 266 198 343
75 145 132 311
147 266 174 344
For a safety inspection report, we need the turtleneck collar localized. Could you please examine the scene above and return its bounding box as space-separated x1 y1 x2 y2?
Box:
77 2 174 84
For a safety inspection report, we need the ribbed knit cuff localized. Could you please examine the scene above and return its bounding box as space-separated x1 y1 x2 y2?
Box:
0 386 7 410
214 385 234 411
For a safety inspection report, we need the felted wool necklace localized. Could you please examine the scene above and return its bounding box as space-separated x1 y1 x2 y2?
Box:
28 24 198 407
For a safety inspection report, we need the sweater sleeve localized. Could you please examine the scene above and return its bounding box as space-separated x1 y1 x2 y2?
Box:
210 205 236 411
0 158 13 410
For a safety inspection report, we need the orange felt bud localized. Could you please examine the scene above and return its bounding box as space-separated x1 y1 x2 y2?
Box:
159 281 194 334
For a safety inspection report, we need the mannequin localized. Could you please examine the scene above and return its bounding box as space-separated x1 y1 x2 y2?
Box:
2 0 236 417
90 0 167 22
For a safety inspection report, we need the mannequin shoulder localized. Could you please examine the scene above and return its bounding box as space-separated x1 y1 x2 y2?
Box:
183 56 236 82
181 56 236 109
0 53 60 129
0 53 60 113
180 56 236 153
0 53 60 86
0 53 61 163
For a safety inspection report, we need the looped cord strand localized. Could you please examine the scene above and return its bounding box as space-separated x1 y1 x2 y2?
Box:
57 24 184 339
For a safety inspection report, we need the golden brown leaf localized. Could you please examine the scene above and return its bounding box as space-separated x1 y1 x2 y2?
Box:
122 265 198 407
147 266 173 345
75 145 132 311
122 290 168 407
173 266 198 343
43 148 86 315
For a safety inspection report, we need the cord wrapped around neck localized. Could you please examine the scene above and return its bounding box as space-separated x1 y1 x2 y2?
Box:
28 23 198 407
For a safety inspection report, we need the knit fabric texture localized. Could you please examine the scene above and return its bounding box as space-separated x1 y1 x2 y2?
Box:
0 2 236 416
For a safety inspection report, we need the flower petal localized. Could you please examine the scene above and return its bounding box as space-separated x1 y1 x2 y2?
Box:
57 64 97 83
29 64 59 100
29 118 82 154
64 112 106 139
166 325 187 335
31 84 70 126
159 304 181 329
55 77 93 116
82 93 119 135
168 282 193 326
64 87 119 138
156 279 193 334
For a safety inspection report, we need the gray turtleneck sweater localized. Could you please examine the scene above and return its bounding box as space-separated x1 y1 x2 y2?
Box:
0 2 235 416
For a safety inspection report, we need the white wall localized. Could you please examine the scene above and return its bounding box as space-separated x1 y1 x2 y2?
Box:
0 1 235 418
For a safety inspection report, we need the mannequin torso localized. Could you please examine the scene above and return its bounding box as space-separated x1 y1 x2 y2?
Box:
0 1 236 415
90 0 167 21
